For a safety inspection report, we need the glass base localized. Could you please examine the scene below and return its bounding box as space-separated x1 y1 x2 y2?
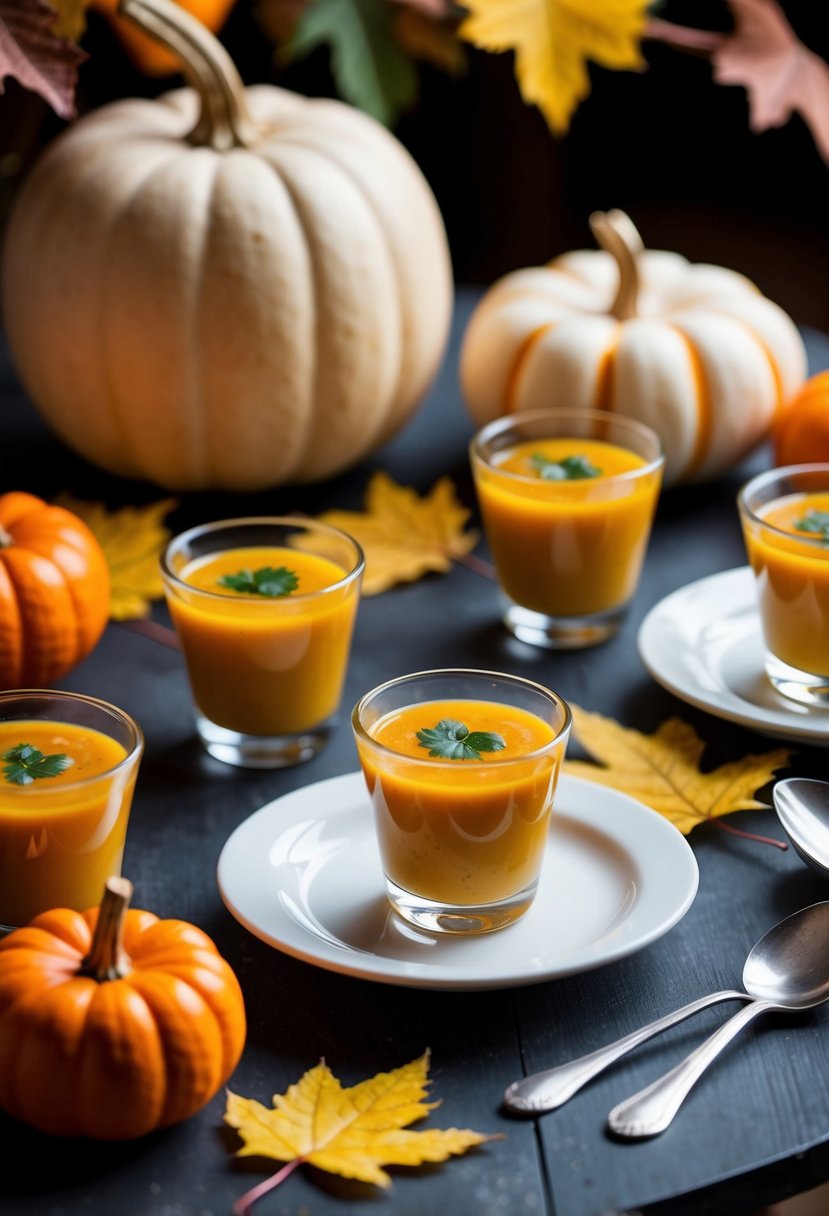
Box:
765 653 829 708
504 601 625 650
196 713 333 768
385 877 537 935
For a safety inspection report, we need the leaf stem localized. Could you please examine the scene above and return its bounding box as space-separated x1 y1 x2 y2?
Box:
232 1158 304 1216
456 551 496 579
713 818 788 851
117 618 181 649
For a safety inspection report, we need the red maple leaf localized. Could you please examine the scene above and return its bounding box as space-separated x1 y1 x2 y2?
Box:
0 0 85 119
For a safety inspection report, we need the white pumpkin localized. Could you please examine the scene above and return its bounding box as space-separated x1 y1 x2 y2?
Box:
460 210 806 484
1 0 452 491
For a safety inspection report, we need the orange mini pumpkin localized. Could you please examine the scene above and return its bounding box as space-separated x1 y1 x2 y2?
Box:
0 491 110 689
0 877 247 1139
774 370 829 466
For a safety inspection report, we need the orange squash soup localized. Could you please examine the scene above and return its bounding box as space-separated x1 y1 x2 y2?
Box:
0 720 136 927
473 437 662 618
355 698 564 906
165 545 360 736
743 491 829 675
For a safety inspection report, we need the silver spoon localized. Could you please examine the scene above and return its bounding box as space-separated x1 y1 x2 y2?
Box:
504 901 828 1115
774 778 829 879
607 901 829 1138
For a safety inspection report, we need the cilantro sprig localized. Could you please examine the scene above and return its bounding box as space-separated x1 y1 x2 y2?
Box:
3 744 74 786
794 510 829 543
218 566 300 597
416 719 507 761
531 452 602 481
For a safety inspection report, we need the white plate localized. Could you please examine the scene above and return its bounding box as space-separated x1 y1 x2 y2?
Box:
217 771 698 991
638 566 829 747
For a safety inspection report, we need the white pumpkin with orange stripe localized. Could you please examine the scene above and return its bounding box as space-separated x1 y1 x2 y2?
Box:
460 210 806 485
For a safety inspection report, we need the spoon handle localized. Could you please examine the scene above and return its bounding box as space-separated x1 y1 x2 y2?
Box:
607 999 777 1138
503 989 748 1113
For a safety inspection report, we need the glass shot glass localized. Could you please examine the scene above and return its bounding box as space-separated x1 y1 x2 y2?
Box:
0 689 144 931
470 408 665 648
161 517 364 768
738 464 829 707
352 668 572 936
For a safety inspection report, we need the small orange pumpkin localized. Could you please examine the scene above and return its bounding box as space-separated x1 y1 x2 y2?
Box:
0 491 111 689
91 0 237 75
0 877 247 1139
774 370 829 466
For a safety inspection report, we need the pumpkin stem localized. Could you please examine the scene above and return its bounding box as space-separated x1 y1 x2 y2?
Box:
79 876 134 982
0 525 12 549
118 0 257 151
588 209 644 322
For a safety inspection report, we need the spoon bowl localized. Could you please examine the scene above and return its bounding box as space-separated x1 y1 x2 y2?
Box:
774 778 829 880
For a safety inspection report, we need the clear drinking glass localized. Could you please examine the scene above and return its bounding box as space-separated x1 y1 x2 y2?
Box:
352 668 572 935
738 464 829 707
161 517 364 767
470 408 664 648
0 689 144 931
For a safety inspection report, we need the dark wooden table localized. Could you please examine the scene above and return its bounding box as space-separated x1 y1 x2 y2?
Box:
1 290 828 1216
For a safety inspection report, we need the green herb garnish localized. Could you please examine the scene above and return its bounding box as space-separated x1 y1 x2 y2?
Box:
794 510 829 543
531 452 602 481
218 566 300 597
2 744 74 786
416 719 507 761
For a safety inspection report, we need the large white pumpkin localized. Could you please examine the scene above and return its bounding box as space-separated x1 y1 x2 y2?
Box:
460 211 806 484
1 0 453 491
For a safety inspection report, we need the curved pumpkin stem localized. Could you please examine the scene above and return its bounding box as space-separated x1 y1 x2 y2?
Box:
118 0 257 151
80 876 133 982
589 209 644 322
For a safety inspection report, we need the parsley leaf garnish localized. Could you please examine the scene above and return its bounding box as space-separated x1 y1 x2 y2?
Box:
218 566 300 597
794 510 829 543
3 744 74 786
416 719 507 761
531 452 602 481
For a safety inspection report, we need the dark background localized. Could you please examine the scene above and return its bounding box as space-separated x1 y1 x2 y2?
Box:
1 0 829 329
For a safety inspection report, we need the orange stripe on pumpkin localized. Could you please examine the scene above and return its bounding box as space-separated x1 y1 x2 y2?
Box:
506 322 557 413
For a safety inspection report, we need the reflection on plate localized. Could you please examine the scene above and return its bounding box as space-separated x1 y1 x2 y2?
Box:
638 566 829 747
216 771 698 991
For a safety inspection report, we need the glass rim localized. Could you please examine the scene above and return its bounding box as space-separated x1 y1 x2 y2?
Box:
469 408 665 485
160 515 365 604
351 667 572 768
0 688 144 793
738 463 829 548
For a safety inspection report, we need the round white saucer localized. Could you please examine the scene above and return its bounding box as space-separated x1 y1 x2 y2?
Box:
638 566 829 747
216 771 698 991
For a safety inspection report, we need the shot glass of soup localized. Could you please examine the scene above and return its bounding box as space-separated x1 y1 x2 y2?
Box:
352 669 571 935
738 464 829 707
470 409 664 648
0 689 143 931
161 517 363 768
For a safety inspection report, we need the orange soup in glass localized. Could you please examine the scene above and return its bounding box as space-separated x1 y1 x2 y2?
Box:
0 690 143 930
471 409 664 648
739 465 829 706
352 669 571 935
162 518 363 768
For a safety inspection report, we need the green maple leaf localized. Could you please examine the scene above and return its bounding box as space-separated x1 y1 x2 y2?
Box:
286 0 418 127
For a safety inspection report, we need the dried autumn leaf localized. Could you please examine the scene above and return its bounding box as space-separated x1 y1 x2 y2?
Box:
56 496 177 621
0 0 85 118
459 0 650 135
313 472 479 595
225 1052 497 1212
564 705 792 837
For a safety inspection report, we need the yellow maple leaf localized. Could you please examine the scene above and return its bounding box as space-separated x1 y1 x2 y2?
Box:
314 472 479 595
56 496 177 621
564 705 792 836
225 1052 498 1210
459 0 650 134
